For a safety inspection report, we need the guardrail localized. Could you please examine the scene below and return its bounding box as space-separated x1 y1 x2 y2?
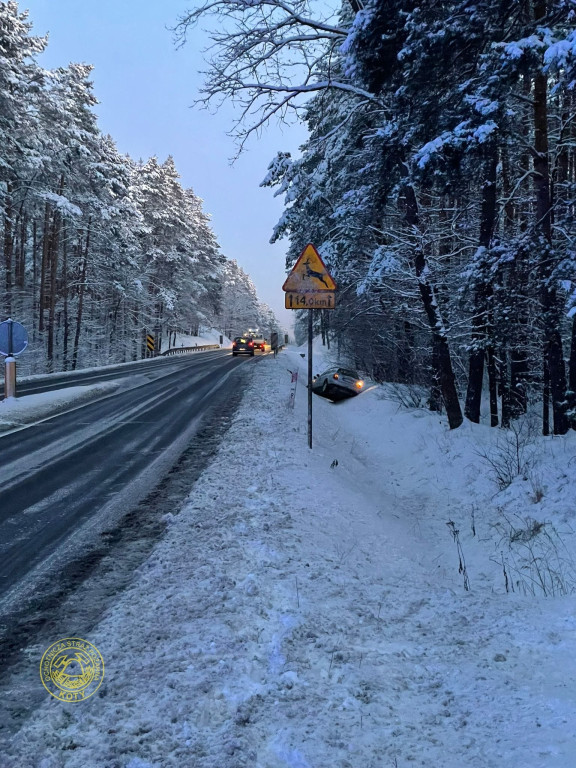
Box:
161 344 220 356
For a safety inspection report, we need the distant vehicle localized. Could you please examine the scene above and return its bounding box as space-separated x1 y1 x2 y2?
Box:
232 336 255 356
311 367 364 401
245 328 266 351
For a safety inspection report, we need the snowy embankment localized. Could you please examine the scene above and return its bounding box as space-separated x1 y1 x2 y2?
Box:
160 329 231 352
1 327 229 429
0 383 119 432
2 347 576 767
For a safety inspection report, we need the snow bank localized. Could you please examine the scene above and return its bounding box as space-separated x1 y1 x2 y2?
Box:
2 347 575 767
160 328 232 352
0 383 120 432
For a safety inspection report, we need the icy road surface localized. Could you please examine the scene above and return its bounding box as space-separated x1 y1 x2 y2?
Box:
0 351 250 607
15 348 230 397
0 347 575 767
0 382 120 431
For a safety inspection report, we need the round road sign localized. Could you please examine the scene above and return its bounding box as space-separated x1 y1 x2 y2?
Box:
0 319 28 356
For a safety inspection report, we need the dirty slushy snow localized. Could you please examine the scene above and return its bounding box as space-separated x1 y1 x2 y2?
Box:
2 346 575 767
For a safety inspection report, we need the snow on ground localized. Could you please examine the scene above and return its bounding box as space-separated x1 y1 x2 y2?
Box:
2 345 576 767
16 355 173 384
11 329 229 380
160 328 231 352
0 383 120 432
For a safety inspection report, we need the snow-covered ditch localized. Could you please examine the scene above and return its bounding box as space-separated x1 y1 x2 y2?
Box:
2 346 576 767
0 383 120 432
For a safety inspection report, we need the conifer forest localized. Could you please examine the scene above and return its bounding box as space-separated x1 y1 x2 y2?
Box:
179 0 576 433
0 2 278 375
4 1 576 434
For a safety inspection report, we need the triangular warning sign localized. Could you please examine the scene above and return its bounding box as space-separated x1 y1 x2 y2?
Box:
282 244 337 292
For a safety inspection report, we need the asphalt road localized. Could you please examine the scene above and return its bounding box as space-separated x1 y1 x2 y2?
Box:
0 350 253 607
15 349 225 396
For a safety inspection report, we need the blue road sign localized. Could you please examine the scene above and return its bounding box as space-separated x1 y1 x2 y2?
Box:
0 319 28 356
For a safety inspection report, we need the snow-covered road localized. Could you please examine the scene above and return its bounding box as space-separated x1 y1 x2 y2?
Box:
0 383 120 432
0 353 249 609
1 347 575 767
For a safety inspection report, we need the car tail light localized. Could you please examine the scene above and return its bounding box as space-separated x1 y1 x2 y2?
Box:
355 380 364 389
333 373 339 380
249 341 254 347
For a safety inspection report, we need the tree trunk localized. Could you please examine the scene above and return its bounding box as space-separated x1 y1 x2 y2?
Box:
39 202 51 333
569 315 576 427
15 213 26 289
429 338 442 412
542 355 550 436
465 346 485 423
46 214 60 369
487 344 498 427
62 222 69 370
46 208 62 370
501 143 529 419
3 184 14 317
465 146 497 423
72 220 91 370
534 0 568 435
500 349 512 428
510 347 529 417
32 219 38 340
558 96 575 427
403 184 463 428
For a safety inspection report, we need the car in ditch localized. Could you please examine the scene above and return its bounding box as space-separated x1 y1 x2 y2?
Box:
232 336 255 356
311 367 364 401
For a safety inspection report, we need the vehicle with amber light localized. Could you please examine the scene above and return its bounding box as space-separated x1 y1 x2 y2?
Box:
311 367 364 401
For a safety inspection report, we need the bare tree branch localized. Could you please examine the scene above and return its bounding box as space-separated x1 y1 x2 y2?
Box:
174 0 374 148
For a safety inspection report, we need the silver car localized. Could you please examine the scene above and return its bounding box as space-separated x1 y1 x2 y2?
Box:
311 367 365 401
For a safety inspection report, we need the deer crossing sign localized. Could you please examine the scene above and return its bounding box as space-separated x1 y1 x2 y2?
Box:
282 244 337 297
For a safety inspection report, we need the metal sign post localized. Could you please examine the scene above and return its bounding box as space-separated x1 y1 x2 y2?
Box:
282 243 337 450
308 309 313 448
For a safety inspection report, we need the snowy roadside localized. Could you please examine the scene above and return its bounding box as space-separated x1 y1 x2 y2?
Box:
0 329 230 431
16 329 231 384
0 383 120 432
159 329 232 352
1 349 575 767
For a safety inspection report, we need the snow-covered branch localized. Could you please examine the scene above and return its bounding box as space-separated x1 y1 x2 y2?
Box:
175 0 374 144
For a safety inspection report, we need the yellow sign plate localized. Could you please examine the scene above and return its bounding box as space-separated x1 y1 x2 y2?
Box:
282 243 337 292
285 292 336 310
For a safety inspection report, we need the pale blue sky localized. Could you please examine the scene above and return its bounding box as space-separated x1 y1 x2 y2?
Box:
22 0 307 332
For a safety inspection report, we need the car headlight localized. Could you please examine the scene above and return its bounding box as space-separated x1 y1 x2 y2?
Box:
355 380 364 389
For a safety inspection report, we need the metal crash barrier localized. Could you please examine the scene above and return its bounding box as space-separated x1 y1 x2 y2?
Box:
161 344 220 356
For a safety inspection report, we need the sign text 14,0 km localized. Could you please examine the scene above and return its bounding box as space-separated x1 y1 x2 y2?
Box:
285 292 335 309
